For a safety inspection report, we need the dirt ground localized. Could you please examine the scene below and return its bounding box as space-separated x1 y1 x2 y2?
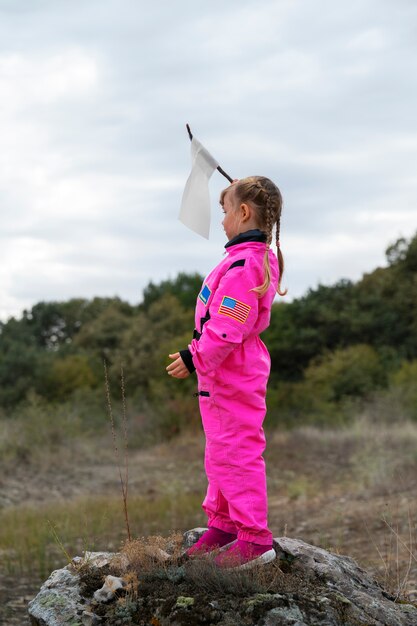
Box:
1 419 417 624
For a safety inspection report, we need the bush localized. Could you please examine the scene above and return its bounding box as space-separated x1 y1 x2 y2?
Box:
390 359 417 420
267 344 385 427
41 354 98 402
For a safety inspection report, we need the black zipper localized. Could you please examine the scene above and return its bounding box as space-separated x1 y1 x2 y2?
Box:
193 391 210 397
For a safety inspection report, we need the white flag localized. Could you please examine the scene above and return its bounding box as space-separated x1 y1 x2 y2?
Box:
179 136 219 239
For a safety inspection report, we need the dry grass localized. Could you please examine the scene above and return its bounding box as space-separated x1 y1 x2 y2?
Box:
111 533 295 599
264 414 417 602
1 413 417 623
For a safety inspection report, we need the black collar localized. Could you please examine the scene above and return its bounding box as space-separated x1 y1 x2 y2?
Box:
225 229 267 249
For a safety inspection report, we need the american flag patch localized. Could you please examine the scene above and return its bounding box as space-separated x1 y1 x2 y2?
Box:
218 296 251 324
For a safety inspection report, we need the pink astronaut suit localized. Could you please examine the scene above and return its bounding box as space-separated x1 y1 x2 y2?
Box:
180 229 278 546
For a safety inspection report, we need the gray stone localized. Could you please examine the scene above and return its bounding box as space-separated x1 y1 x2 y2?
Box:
264 605 307 626
274 536 417 626
28 536 417 626
81 610 102 625
182 527 207 549
93 574 125 603
28 552 111 626
28 568 83 626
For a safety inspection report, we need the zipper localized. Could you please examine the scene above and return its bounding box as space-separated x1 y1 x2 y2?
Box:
193 391 210 397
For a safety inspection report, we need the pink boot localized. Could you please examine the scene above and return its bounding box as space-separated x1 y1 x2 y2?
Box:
214 539 276 570
187 527 237 558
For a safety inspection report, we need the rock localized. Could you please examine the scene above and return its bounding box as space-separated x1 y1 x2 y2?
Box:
27 567 83 626
264 604 306 626
81 610 102 625
273 536 417 625
72 552 115 569
27 535 417 626
182 527 207 549
93 575 126 603
28 552 112 626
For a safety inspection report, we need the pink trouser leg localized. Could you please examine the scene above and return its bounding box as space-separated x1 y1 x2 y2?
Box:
199 378 273 546
202 480 238 535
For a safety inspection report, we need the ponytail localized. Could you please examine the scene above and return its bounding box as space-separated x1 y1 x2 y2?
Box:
252 245 287 297
276 245 287 297
252 249 272 296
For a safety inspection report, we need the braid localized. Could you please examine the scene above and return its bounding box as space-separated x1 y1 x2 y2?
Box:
253 181 274 246
276 212 281 248
265 194 274 246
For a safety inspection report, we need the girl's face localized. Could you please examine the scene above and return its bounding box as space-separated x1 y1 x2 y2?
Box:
221 189 242 241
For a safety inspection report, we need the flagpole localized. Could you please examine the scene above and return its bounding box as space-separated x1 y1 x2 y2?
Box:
186 124 234 184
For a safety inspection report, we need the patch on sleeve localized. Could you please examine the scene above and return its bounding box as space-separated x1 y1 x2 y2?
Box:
198 284 212 305
218 296 251 324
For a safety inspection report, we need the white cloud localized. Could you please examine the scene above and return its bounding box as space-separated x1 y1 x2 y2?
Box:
0 0 416 320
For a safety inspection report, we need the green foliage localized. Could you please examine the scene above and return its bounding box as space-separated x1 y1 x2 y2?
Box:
42 354 98 401
267 345 385 426
385 237 408 266
265 279 357 381
141 272 203 311
108 294 194 397
266 232 417 388
390 359 417 420
73 302 134 361
304 344 385 403
0 232 416 431
22 297 134 350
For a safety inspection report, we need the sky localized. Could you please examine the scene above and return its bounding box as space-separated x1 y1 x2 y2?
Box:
0 0 416 321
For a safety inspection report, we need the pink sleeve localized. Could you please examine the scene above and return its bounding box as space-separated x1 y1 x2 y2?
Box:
189 262 260 376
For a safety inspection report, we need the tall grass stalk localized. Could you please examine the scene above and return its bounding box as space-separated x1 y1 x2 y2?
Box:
381 508 416 601
46 519 73 565
104 359 131 541
364 503 417 602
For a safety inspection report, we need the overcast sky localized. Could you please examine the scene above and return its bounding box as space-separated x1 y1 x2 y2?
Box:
1 0 416 321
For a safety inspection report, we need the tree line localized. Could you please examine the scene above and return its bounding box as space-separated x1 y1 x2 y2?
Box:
0 234 416 430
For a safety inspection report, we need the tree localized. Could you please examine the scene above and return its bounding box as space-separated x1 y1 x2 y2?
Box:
141 273 203 311
109 294 194 397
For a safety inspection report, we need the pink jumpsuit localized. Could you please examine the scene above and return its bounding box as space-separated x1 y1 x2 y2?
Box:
180 230 278 546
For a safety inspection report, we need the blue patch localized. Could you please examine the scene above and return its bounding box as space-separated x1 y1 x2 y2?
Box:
223 297 236 308
199 284 211 305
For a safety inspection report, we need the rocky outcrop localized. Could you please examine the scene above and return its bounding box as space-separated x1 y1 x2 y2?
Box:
28 531 417 626
273 537 416 625
28 552 114 626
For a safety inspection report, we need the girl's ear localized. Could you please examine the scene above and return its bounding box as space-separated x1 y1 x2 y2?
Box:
239 202 251 222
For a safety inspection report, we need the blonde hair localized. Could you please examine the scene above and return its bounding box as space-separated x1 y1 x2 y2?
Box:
220 176 287 297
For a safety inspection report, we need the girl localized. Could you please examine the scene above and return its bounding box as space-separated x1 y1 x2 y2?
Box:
167 176 286 569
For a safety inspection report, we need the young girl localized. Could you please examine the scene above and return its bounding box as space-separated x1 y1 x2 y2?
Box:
167 176 286 569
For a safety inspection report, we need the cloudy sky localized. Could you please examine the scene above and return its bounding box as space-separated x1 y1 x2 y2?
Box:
1 0 416 321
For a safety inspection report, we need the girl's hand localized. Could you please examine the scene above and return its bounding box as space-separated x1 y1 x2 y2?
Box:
166 352 190 379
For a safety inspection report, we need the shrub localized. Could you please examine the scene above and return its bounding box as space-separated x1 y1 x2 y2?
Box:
390 359 417 420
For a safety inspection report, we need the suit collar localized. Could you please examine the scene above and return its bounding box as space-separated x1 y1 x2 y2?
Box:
224 229 267 249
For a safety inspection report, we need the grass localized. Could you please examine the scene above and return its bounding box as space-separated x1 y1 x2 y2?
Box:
0 491 204 580
1 409 417 619
114 534 288 598
377 505 417 601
